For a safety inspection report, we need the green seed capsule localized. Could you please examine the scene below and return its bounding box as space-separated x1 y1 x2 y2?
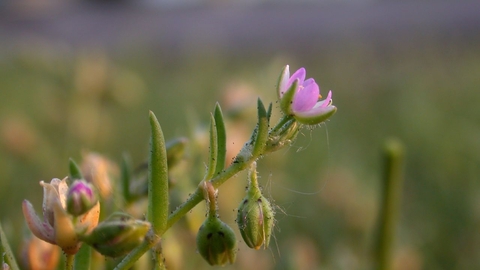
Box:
196 216 237 266
237 192 274 250
237 162 274 250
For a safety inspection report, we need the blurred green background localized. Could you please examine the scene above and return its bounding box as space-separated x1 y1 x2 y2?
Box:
1 1 480 269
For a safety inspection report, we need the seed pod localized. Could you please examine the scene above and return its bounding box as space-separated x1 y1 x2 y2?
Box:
236 162 274 249
196 216 237 266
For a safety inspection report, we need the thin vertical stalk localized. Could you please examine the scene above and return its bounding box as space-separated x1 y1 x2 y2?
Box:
65 254 74 270
375 139 405 270
0 222 19 270
73 244 91 270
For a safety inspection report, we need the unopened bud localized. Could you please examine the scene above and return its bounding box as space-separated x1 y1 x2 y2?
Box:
66 180 98 216
80 212 150 257
196 216 237 266
237 162 274 249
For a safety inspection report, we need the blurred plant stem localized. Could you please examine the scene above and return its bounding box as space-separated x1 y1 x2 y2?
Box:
374 139 405 270
65 254 74 270
0 223 20 270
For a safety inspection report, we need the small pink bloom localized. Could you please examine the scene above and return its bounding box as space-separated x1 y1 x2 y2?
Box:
22 178 100 254
278 65 336 125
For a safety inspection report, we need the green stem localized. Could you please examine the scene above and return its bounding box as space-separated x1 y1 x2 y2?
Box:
375 139 405 270
270 114 293 134
152 238 167 270
65 254 75 270
73 244 91 270
0 222 20 270
116 109 289 269
167 160 249 230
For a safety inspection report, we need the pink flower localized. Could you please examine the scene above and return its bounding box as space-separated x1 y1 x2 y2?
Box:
22 178 100 254
277 65 336 125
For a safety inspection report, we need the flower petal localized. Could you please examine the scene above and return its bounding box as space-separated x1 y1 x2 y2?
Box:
41 180 61 227
293 105 337 125
277 65 290 98
78 202 101 234
53 198 81 255
287 68 305 88
22 200 55 244
292 79 319 112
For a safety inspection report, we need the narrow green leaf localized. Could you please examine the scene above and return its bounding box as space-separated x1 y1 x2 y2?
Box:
121 153 133 203
213 103 227 175
148 111 169 236
205 114 218 181
251 98 269 157
0 222 20 270
266 102 273 122
74 244 91 270
69 158 84 180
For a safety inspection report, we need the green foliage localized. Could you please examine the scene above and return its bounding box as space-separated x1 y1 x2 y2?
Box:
1 35 479 269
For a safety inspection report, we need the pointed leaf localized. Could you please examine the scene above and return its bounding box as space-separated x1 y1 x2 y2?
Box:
148 111 169 235
205 114 218 181
213 103 227 175
69 158 84 181
121 153 133 203
251 99 269 157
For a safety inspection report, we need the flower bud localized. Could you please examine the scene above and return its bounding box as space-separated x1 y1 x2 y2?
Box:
196 216 237 266
237 162 274 249
237 193 274 250
80 212 150 257
66 180 98 217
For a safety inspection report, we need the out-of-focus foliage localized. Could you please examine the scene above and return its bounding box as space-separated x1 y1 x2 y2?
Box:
0 31 479 269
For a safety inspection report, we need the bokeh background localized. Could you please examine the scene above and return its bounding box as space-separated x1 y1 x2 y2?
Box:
1 1 480 269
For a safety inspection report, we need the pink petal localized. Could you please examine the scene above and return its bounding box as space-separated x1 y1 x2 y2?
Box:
22 200 56 244
287 68 306 88
278 65 290 97
292 80 319 112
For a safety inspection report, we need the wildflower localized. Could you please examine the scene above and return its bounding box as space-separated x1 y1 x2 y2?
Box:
22 178 100 254
278 65 337 125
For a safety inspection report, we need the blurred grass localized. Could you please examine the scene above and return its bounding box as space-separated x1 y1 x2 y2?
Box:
0 33 480 269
